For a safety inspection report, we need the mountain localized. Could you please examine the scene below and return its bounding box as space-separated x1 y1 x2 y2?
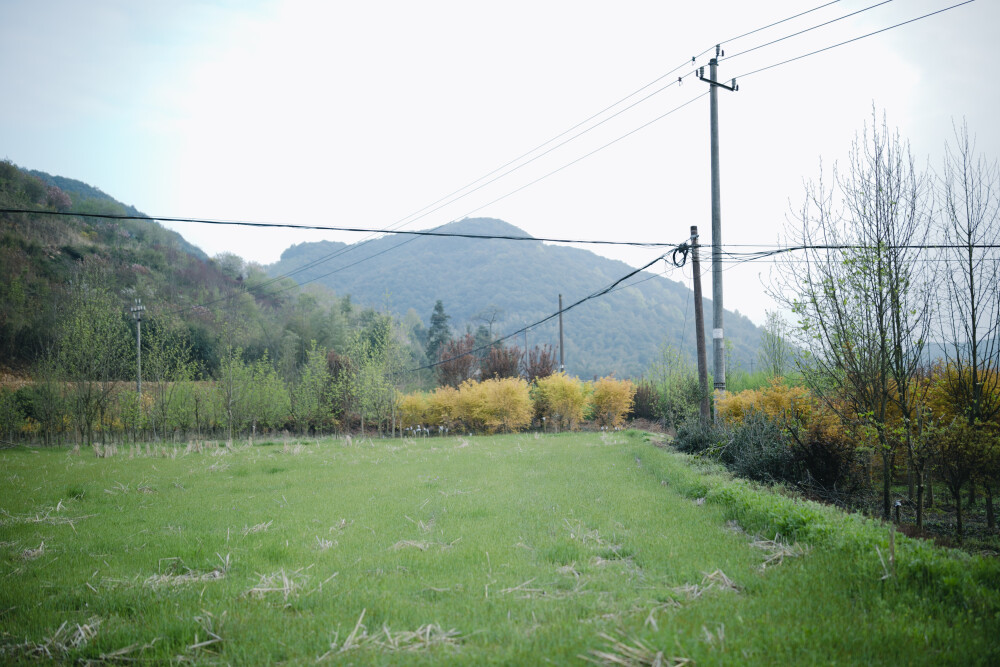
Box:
0 161 246 368
26 169 207 260
268 217 762 378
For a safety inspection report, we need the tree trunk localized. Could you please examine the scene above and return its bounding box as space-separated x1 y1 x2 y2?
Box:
986 483 995 531
954 489 964 543
926 468 934 507
881 446 893 520
915 470 924 531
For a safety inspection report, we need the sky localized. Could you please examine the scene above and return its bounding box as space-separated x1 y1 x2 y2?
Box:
2 0 997 327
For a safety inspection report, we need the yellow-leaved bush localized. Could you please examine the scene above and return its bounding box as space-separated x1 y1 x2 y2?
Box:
397 391 429 429
479 377 533 433
716 378 843 441
591 377 635 428
533 372 588 431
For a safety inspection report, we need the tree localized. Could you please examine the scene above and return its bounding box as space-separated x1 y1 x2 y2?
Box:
425 300 452 365
648 344 703 431
346 314 402 435
937 420 989 541
524 344 557 383
291 341 333 434
937 120 1000 523
58 270 131 447
437 333 478 388
938 121 1000 427
771 111 934 520
481 342 523 380
758 311 791 379
144 318 197 441
216 345 254 441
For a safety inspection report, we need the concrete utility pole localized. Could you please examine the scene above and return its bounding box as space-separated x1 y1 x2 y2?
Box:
130 298 145 395
689 226 711 425
699 45 738 395
558 294 565 372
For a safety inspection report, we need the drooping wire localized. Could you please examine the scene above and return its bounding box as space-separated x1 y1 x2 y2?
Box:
406 242 691 373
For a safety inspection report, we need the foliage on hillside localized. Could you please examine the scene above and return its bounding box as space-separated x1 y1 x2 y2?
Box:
269 217 763 378
0 160 433 380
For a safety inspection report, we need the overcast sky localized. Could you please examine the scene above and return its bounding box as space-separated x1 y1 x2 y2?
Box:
2 0 997 326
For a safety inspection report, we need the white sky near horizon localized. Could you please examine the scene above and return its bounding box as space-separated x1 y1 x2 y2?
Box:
1 0 997 327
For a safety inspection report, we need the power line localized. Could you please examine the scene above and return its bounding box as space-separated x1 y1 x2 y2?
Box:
701 0 846 57
723 0 896 61
225 4 876 292
264 2 977 294
405 245 687 374
733 0 975 80
0 208 676 248
4 2 970 327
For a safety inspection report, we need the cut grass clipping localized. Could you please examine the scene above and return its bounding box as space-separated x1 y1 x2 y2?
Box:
0 432 997 664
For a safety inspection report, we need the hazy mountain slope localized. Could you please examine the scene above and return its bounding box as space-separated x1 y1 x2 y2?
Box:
27 169 207 260
269 218 762 378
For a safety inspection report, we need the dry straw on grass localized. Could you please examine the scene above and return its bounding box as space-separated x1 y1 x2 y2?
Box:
143 569 224 588
242 520 273 536
583 632 692 667
671 569 740 601
316 608 461 660
390 538 459 551
246 568 308 601
19 541 44 561
0 617 101 661
188 610 225 653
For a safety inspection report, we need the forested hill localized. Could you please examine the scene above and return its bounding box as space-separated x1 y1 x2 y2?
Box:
0 161 267 370
269 218 763 378
25 169 207 260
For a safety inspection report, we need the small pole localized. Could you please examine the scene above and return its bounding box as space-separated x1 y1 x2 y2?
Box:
558 294 565 373
130 298 145 396
690 227 711 425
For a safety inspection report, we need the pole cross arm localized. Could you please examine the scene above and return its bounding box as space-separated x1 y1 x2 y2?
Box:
698 71 739 91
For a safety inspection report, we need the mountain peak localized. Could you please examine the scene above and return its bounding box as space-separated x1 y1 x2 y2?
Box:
437 217 534 239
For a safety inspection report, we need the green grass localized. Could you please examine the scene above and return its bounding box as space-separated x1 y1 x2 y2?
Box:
1 432 997 664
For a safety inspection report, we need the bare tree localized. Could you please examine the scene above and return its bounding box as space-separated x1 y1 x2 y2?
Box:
757 311 791 379
771 111 934 520
938 120 1000 425
938 120 1000 529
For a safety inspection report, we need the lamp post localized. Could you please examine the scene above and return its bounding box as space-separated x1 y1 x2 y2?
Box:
130 298 145 396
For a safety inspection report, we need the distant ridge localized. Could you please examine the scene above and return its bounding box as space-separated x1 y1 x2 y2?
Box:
269 217 762 378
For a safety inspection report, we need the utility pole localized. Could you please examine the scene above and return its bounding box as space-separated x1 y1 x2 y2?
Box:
690 226 710 425
558 294 565 373
699 45 738 396
130 298 145 396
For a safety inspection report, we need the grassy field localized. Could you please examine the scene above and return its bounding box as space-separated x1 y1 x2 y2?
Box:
1 432 998 665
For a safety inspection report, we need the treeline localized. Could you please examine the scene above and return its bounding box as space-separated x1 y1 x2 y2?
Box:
0 272 635 443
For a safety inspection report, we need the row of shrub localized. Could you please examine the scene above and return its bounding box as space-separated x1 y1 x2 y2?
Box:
672 370 1000 541
0 373 637 444
397 374 636 434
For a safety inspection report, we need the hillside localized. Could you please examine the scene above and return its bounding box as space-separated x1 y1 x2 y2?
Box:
0 161 257 369
269 218 762 378
26 169 207 260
